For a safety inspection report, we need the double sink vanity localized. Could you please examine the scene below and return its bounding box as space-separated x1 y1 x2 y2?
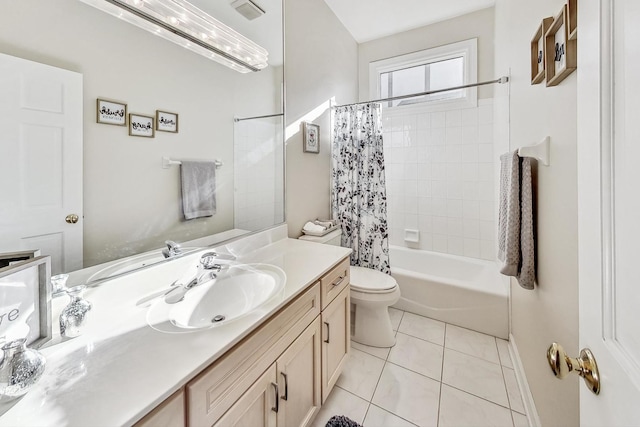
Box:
0 225 352 427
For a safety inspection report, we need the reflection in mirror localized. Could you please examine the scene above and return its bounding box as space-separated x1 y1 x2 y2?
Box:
0 0 284 284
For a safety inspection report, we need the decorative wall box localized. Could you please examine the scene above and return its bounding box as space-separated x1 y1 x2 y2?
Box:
531 17 554 84
567 0 578 40
545 4 577 87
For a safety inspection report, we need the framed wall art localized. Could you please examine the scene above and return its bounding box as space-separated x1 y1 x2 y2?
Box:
530 17 554 84
544 4 577 87
129 113 155 138
96 98 127 126
0 256 51 348
156 110 179 133
302 122 319 154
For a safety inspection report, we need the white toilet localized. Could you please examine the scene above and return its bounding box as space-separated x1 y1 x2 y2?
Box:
299 229 400 347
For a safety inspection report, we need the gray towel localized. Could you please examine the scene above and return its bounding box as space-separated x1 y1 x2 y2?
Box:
498 150 535 289
180 160 216 220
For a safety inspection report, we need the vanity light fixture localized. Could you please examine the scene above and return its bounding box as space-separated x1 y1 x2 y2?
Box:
78 0 268 73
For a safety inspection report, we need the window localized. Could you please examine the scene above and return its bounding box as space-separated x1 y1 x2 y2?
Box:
370 39 477 110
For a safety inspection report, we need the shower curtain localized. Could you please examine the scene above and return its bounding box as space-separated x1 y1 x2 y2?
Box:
331 103 390 274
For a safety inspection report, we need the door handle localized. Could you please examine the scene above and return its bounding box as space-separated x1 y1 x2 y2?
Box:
324 321 330 343
271 382 279 412
65 214 79 224
547 342 600 395
280 372 288 401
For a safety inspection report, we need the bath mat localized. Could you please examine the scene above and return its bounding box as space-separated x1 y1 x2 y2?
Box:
325 415 362 427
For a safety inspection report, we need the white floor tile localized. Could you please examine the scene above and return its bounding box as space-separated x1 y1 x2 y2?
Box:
363 404 417 427
387 332 443 381
439 384 513 427
389 307 404 331
512 411 529 427
397 312 445 346
503 367 525 414
442 349 509 407
445 324 500 364
336 348 385 401
311 387 369 427
497 339 514 368
371 363 440 427
351 340 391 360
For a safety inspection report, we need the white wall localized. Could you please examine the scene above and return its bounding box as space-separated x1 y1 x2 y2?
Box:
0 0 280 266
494 1 580 426
284 0 359 237
358 8 495 101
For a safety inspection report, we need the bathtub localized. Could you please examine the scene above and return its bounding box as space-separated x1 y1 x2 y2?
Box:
390 246 509 339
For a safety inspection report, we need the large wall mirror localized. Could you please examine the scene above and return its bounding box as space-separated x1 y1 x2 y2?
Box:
0 0 284 284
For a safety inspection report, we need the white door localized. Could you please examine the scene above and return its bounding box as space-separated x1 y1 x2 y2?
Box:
578 0 640 425
0 53 83 274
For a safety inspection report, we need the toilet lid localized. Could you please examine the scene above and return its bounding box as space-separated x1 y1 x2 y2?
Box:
349 266 398 292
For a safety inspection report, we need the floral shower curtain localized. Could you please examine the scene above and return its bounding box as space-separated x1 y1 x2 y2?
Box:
331 103 390 274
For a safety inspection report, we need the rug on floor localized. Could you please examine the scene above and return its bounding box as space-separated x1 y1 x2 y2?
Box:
325 415 362 427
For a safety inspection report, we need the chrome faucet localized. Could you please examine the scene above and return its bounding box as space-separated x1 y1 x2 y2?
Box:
162 240 182 258
164 252 235 304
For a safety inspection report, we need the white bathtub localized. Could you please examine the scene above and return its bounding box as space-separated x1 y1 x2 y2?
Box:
390 246 509 339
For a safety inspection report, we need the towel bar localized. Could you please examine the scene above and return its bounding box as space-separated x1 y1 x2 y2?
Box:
162 156 223 169
518 136 550 166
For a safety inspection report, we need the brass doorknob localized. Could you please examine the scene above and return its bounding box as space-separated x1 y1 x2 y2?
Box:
547 342 600 395
65 214 79 224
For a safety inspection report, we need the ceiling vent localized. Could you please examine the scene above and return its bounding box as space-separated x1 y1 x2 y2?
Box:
231 0 265 20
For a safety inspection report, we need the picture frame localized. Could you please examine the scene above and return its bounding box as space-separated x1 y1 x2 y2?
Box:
0 249 41 269
302 122 320 154
129 113 155 138
545 4 577 87
156 110 179 133
567 0 578 40
0 256 51 348
530 17 554 85
96 98 127 126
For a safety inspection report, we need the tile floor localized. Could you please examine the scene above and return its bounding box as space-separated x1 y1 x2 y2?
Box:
312 308 528 427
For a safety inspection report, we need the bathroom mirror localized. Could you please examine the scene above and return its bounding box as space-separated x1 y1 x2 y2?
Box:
0 0 284 280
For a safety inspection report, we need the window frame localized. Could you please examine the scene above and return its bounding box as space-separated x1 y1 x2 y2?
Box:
369 38 478 113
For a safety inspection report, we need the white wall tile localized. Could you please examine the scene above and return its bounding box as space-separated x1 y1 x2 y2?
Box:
446 181 463 199
446 109 462 127
433 234 448 252
431 111 446 128
478 144 494 162
463 238 481 258
417 112 431 130
430 127 446 145
462 163 479 181
463 219 480 239
447 199 463 218
446 127 463 145
448 236 464 255
462 144 479 163
447 218 464 237
461 107 478 126
463 200 480 219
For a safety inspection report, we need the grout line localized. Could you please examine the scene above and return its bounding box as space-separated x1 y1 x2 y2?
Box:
443 345 502 366
368 403 420 427
436 324 448 427
443 383 513 412
384 359 442 383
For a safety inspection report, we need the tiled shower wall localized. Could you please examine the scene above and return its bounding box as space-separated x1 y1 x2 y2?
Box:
382 99 496 260
234 117 284 231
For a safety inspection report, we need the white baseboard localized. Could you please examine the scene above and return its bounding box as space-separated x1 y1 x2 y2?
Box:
509 333 541 427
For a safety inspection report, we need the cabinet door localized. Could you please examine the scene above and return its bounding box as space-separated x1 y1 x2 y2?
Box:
135 389 185 427
321 286 350 403
276 317 322 427
214 364 278 427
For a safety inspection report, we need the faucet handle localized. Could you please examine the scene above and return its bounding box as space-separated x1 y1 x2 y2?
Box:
200 252 219 269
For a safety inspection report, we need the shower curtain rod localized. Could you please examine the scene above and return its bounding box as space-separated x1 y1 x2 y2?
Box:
234 113 284 122
333 76 510 109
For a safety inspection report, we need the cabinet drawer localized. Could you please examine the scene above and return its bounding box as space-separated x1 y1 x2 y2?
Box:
187 283 320 426
320 257 350 310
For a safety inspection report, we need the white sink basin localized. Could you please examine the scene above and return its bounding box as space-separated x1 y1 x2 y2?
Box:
146 263 286 331
86 248 200 284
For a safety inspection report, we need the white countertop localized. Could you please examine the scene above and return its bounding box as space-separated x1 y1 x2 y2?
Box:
0 227 351 427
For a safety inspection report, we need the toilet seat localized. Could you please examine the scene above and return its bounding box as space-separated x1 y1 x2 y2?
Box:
349 266 398 294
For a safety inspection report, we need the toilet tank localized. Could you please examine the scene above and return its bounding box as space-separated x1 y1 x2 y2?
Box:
298 228 342 246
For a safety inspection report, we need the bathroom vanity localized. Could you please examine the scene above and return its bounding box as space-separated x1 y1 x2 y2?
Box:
0 226 351 427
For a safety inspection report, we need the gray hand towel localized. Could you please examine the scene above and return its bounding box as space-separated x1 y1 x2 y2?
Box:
497 150 536 289
180 160 216 220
